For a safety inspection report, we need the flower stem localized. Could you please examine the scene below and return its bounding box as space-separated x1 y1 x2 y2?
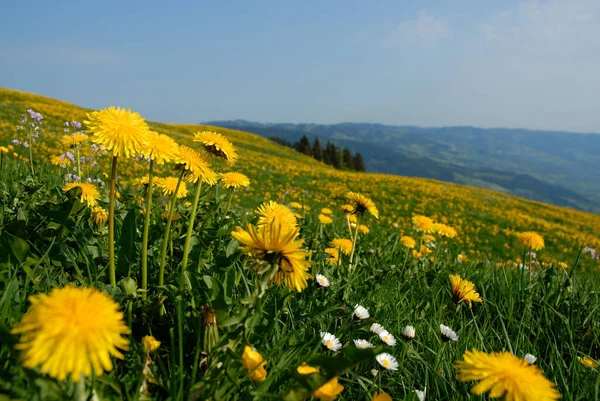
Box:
27 134 34 175
349 215 360 265
108 156 118 286
76 146 81 180
222 189 234 219
158 170 184 287
180 178 203 290
141 160 154 300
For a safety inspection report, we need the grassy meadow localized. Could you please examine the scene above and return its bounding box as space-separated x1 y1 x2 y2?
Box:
0 88 599 400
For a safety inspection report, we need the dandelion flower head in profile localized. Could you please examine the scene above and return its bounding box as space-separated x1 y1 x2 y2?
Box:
372 392 392 401
60 133 89 147
220 172 250 189
193 130 237 165
256 201 297 229
330 238 353 256
63 182 101 207
242 345 267 382
353 339 375 349
517 231 545 251
84 106 149 158
456 349 561 400
412 215 436 233
133 175 150 189
140 131 179 165
358 224 370 234
175 145 217 184
318 214 334 225
315 274 330 288
289 201 303 210
400 236 416 249
354 304 370 319
345 191 379 219
321 207 333 215
141 335 161 353
90 206 108 225
376 353 398 371
449 274 483 308
340 204 354 214
370 323 385 335
324 247 339 265
51 155 70 167
297 363 344 401
379 330 397 346
434 223 457 239
578 356 599 368
11 286 130 382
320 332 342 352
156 176 189 198
440 324 459 341
231 219 312 292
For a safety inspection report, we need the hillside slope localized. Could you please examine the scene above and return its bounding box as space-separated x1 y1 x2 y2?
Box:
1 87 600 266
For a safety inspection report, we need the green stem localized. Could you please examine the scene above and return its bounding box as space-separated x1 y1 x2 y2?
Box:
177 298 185 399
76 146 81 180
349 215 360 265
28 137 34 175
108 156 118 286
222 189 234 219
141 160 154 300
180 178 203 290
159 170 184 286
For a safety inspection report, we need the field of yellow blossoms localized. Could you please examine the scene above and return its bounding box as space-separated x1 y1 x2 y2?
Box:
0 87 599 400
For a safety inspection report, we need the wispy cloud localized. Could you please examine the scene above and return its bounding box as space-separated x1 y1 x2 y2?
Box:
0 42 122 65
383 11 450 49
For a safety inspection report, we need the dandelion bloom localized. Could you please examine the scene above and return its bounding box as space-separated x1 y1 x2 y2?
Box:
63 182 101 207
345 192 379 219
578 356 599 368
84 106 149 158
434 223 457 238
297 363 344 401
372 392 392 401
11 286 130 381
456 349 560 400
449 274 482 307
376 353 398 371
289 201 303 210
51 155 69 167
412 215 435 233
457 254 468 263
318 214 334 225
175 145 217 184
61 133 89 147
256 201 297 229
242 345 267 382
330 238 353 256
231 219 312 292
320 332 342 352
517 231 545 251
140 131 179 165
324 248 339 265
340 204 354 214
156 176 188 198
400 236 416 249
133 175 151 188
193 130 237 165
141 335 161 353
220 172 250 189
358 224 370 234
321 207 333 215
90 206 108 225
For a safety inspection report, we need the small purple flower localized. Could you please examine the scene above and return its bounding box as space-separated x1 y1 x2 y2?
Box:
71 121 82 129
65 152 75 162
64 122 70 127
22 141 29 148
11 139 20 145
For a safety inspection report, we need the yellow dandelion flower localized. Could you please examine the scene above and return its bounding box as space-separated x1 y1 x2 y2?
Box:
289 202 303 210
348 214 358 223
156 176 188 198
11 286 130 382
141 335 161 353
318 214 334 225
324 248 339 265
340 204 354 214
449 274 482 307
412 250 422 259
434 223 457 238
50 155 70 167
321 207 333 215
60 133 89 147
220 172 250 189
412 215 435 233
420 245 432 256
231 219 313 292
457 254 468 263
578 356 598 368
422 234 435 244
456 349 561 400
517 231 545 251
372 392 392 401
175 145 216 184
193 130 238 165
358 224 370 234
133 175 150 188
256 201 297 228
242 345 267 382
400 236 416 249
330 238 353 256
345 191 379 219
90 206 108 225
140 131 179 165
84 106 149 158
0 146 8 154
63 182 101 207
297 363 344 401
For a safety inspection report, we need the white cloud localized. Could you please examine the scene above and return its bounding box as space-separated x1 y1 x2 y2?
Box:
383 11 450 49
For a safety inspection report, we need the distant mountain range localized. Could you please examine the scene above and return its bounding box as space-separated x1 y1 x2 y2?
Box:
206 120 600 213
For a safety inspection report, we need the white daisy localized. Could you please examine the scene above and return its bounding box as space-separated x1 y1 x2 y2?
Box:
370 323 385 335
524 353 537 364
415 387 426 401
440 324 458 341
353 339 375 349
320 331 342 352
376 353 398 371
402 325 415 340
315 274 330 287
354 304 370 319
379 330 397 346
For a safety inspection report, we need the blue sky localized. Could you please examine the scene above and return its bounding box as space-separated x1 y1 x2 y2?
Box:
2 0 600 132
